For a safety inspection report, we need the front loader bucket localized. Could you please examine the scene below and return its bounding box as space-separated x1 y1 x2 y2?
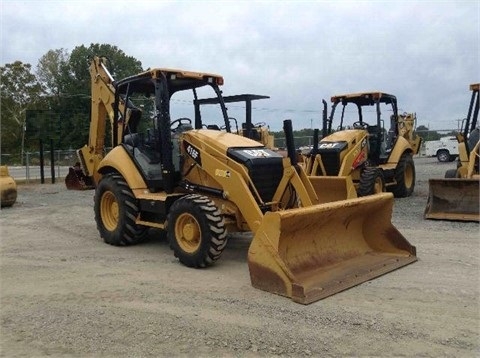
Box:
248 193 417 304
424 178 479 222
308 176 358 203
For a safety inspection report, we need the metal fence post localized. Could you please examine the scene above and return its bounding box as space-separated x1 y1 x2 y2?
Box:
25 152 30 182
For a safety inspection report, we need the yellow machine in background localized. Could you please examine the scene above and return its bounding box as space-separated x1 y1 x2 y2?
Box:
395 112 422 156
305 93 421 198
425 83 479 222
74 57 417 304
0 166 17 208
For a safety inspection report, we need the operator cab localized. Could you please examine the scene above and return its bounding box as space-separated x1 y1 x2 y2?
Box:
325 92 398 165
114 68 229 193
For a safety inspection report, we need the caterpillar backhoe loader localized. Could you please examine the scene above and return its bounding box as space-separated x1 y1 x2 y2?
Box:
76 56 417 304
304 93 421 198
424 83 479 222
0 166 17 207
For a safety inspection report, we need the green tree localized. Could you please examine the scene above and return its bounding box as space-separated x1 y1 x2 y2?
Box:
416 125 441 141
36 44 143 150
36 48 70 97
1 61 45 162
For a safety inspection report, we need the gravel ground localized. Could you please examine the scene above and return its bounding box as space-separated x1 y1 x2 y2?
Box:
1 156 479 357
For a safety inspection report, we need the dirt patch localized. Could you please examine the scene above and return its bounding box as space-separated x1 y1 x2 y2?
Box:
1 157 478 357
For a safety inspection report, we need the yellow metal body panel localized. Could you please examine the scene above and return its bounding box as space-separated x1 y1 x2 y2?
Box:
0 166 17 207
97 146 147 190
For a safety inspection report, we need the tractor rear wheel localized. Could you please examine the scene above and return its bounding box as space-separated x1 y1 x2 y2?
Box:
391 153 415 198
358 168 385 196
167 194 227 268
94 173 148 246
444 169 458 178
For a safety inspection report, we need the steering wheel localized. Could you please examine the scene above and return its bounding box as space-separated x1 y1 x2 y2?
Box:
353 121 369 130
170 117 192 131
254 122 267 127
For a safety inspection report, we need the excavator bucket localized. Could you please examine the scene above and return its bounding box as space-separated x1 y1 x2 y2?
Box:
248 193 417 304
65 164 94 191
424 178 479 222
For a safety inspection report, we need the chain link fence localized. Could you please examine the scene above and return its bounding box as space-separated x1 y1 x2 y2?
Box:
1 150 78 182
1 129 458 181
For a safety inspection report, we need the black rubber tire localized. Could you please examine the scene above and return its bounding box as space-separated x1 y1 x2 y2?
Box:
444 169 458 178
167 194 227 268
357 168 385 197
391 153 415 198
94 173 147 246
437 150 450 163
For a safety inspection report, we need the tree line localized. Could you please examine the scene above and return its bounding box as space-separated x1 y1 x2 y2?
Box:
1 44 142 163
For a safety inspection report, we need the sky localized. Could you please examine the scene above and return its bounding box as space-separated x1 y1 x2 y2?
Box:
1 0 479 132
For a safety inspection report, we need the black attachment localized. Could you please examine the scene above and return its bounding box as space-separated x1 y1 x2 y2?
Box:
283 119 297 166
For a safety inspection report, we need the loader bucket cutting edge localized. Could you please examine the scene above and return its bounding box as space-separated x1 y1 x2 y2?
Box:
424 178 480 222
247 193 417 304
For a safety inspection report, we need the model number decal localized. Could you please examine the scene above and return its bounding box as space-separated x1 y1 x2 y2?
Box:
243 149 271 157
184 141 202 165
187 145 199 159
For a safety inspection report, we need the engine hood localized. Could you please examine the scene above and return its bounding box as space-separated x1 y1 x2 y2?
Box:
182 129 264 153
321 129 367 143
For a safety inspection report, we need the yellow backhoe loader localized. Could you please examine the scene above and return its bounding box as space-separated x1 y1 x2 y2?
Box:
75 56 417 304
0 166 17 208
304 93 421 198
424 83 479 222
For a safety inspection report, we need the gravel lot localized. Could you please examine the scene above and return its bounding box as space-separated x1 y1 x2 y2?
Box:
1 156 479 357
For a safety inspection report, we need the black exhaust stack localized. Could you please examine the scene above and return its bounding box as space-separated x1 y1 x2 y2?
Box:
283 119 297 166
322 99 328 138
312 128 319 156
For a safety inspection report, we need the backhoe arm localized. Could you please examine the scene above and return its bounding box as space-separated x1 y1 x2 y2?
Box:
77 57 140 185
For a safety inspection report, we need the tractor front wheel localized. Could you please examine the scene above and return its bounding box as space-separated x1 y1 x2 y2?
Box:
167 194 227 268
